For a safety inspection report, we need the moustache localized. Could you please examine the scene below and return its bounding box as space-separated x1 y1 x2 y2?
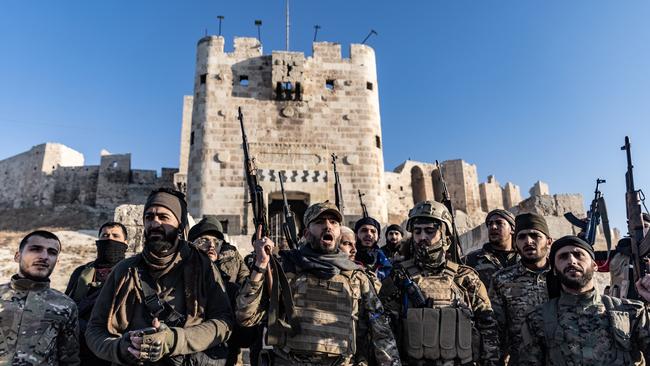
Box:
564 265 583 274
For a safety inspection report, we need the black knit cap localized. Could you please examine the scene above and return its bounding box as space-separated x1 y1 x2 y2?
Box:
514 212 550 238
188 216 224 242
355 216 381 238
486 209 515 228
549 235 595 270
144 188 188 229
385 224 404 236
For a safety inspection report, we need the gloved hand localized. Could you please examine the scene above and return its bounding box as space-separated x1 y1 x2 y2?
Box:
128 319 176 363
138 323 175 362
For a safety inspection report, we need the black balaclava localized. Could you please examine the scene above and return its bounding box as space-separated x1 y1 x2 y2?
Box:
95 239 128 268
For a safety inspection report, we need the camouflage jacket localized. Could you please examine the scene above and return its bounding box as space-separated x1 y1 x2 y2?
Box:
215 243 249 286
379 259 500 365
463 243 519 289
520 289 650 365
235 251 401 366
488 261 549 364
0 275 80 366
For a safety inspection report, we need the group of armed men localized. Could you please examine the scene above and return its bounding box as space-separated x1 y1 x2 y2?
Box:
4 187 650 366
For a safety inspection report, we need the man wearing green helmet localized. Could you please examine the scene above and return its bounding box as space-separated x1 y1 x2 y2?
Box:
380 200 500 365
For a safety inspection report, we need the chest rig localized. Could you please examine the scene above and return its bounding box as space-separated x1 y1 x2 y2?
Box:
273 270 361 358
403 261 475 364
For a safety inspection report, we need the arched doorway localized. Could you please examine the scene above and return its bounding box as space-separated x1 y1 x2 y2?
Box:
268 191 310 249
411 166 427 204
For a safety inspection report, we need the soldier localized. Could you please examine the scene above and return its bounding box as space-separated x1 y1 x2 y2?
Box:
488 212 552 365
340 226 358 261
354 216 393 280
464 209 519 288
0 230 80 365
188 216 251 366
188 216 249 286
520 235 650 365
383 224 405 259
380 200 500 366
86 188 233 365
236 201 401 366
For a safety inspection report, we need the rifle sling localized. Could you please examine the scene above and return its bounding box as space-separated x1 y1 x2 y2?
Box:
136 266 186 327
266 256 297 344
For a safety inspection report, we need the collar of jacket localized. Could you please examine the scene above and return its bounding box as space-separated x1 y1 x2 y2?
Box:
516 260 550 276
558 287 598 307
10 274 50 291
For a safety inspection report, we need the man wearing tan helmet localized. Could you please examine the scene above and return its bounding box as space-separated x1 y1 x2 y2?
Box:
380 200 500 366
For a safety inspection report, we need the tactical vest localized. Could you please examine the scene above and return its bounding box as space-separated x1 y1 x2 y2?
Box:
542 295 642 366
70 264 96 302
403 261 475 364
272 270 360 358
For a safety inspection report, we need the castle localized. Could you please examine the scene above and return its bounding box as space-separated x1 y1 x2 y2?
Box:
0 36 564 247
175 36 534 241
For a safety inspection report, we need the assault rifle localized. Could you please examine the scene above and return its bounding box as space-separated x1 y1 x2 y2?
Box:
278 171 298 249
622 136 648 283
238 107 296 339
393 265 427 312
358 189 369 218
564 178 612 270
239 107 268 237
435 161 463 264
331 154 345 218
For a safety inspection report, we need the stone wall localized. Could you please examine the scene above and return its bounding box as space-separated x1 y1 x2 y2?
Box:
0 143 177 213
479 175 504 212
186 36 385 235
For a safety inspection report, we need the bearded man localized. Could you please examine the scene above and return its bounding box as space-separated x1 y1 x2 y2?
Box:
86 188 233 365
236 201 400 366
520 236 650 365
489 212 552 365
379 200 499 365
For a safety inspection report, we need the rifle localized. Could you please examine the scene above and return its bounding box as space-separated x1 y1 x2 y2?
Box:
238 107 296 339
622 136 647 283
239 107 269 237
564 179 612 270
331 154 345 218
393 265 427 314
435 160 463 263
278 171 298 249
358 189 369 218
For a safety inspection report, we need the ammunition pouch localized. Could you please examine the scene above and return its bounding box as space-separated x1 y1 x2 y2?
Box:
272 271 359 358
404 307 473 363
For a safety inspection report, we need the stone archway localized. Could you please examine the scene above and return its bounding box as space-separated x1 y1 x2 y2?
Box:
411 166 427 204
267 191 310 249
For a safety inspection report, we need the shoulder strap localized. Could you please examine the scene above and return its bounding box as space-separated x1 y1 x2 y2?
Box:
542 299 567 366
135 264 186 326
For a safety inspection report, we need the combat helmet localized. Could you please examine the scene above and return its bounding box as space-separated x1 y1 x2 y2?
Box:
406 200 453 234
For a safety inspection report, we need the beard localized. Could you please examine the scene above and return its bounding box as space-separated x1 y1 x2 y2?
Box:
558 265 594 290
144 227 178 256
308 231 340 254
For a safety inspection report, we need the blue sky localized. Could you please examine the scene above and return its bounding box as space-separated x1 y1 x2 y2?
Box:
1 1 649 233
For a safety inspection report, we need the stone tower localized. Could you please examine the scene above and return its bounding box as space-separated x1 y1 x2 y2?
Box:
184 36 386 237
